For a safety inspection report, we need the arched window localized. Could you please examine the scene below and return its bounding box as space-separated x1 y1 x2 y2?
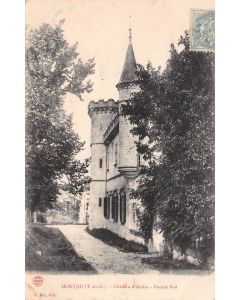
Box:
120 191 126 225
114 194 118 223
103 197 107 218
107 196 110 219
104 195 111 219
111 195 115 219
111 193 119 222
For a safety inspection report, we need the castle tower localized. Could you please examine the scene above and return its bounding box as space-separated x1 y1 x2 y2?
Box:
116 30 140 180
88 99 118 229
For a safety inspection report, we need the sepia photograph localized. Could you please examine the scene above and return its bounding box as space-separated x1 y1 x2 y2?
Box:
25 0 215 299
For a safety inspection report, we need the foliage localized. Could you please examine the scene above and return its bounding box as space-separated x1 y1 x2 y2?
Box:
122 32 214 260
141 256 206 271
26 21 95 212
45 190 81 224
64 160 91 195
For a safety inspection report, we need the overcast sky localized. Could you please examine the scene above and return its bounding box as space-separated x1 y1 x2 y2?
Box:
26 0 214 160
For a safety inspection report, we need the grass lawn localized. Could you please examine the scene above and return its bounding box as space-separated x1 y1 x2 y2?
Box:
25 224 96 273
86 227 148 253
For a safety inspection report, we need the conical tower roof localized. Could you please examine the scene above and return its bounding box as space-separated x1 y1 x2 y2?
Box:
118 40 138 85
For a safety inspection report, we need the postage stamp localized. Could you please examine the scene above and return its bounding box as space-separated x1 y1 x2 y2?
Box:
190 9 215 51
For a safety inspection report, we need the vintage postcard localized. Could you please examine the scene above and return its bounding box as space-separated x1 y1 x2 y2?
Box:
25 0 215 299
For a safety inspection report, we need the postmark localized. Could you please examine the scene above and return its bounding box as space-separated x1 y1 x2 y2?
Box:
190 9 215 52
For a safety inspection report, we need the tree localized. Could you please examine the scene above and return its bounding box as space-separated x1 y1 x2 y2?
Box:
26 21 95 214
123 32 214 261
64 161 91 196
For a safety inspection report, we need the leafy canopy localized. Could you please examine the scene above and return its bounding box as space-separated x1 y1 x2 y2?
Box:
123 32 214 259
26 21 95 212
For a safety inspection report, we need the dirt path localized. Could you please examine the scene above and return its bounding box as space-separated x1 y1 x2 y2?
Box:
48 225 159 274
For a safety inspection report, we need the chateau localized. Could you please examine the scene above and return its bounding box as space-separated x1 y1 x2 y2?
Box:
88 34 162 251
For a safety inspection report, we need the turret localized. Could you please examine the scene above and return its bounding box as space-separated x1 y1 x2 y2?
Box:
116 31 139 101
88 99 118 228
116 30 140 181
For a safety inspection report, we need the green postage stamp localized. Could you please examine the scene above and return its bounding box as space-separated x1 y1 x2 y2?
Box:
190 9 215 52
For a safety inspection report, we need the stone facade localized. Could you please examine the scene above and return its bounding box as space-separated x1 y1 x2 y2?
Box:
88 39 163 251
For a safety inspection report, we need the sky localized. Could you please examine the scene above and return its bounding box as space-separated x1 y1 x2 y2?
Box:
26 0 214 161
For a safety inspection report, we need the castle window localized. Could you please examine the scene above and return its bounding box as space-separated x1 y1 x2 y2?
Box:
111 196 115 219
114 194 118 223
107 148 110 171
137 154 141 167
114 143 118 166
99 198 102 207
120 192 126 225
104 197 107 218
111 194 118 222
107 196 110 219
99 158 103 168
104 197 110 219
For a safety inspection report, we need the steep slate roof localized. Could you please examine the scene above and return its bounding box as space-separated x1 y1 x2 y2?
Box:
118 42 138 84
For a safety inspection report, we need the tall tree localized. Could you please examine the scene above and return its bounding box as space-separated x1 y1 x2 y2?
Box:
26 21 95 214
123 32 214 261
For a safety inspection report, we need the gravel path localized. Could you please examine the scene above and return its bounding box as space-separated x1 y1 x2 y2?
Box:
48 225 159 274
